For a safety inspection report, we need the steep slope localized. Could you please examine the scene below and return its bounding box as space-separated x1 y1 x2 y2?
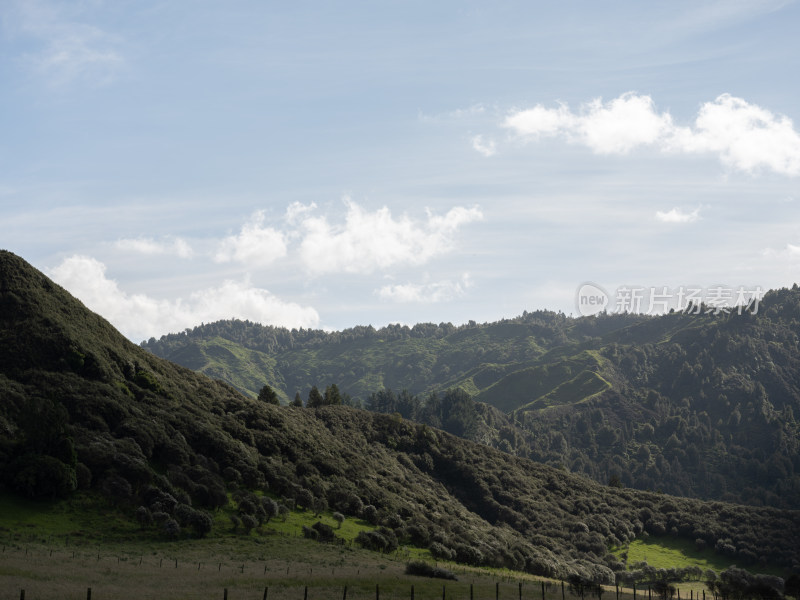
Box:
1 250 799 579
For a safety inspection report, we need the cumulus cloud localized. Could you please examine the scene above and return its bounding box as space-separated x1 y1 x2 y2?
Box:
503 92 800 175
116 236 193 258
472 135 497 157
377 273 472 303
296 200 483 275
49 255 319 341
285 201 318 225
214 210 288 266
655 207 700 223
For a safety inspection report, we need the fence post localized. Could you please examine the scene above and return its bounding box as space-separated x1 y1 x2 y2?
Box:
265 587 269 600
305 586 308 600
377 584 380 600
223 589 228 600
471 584 474 600
543 581 547 600
20 590 25 600
562 581 566 600
343 585 347 600
520 582 523 600
633 585 636 600
443 584 447 600
497 581 500 600
87 588 92 600
412 584 415 600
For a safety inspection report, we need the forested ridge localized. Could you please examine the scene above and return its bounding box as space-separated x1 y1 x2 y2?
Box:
143 288 800 509
2 249 799 583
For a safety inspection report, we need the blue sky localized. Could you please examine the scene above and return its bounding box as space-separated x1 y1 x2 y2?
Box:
2 0 800 341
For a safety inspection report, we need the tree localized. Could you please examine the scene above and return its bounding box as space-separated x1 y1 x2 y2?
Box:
324 383 342 405
333 512 345 529
307 386 324 408
258 384 279 405
241 514 258 534
296 488 314 511
262 497 279 523
291 391 303 407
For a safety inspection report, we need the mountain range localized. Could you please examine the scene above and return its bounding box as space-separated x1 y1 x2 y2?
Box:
143 288 800 509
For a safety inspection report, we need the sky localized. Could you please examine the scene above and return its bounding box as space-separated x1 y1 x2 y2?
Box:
2 0 800 342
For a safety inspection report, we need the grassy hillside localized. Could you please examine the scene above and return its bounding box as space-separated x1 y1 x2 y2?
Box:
2 250 799 587
142 289 800 509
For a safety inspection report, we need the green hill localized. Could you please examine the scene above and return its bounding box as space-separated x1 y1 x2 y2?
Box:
2 249 799 583
143 289 800 510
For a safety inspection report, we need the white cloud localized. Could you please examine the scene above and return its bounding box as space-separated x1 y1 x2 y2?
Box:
503 92 800 175
49 255 319 341
116 236 193 258
472 135 497 157
655 207 700 223
285 201 318 225
296 199 483 275
668 94 800 175
504 93 672 154
214 210 288 266
377 274 472 303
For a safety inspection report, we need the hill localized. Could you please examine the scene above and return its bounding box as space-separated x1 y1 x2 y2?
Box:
142 292 800 509
1 249 799 582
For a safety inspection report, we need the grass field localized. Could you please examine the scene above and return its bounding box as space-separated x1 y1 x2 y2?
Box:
614 536 785 577
0 493 788 600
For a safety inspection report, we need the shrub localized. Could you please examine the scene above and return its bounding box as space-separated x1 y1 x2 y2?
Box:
163 518 180 540
362 504 379 525
429 541 456 561
355 527 398 553
312 521 336 542
405 561 457 580
135 506 153 529
333 512 345 528
11 454 77 499
241 514 258 534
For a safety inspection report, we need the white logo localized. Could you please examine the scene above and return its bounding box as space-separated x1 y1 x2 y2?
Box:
576 282 609 316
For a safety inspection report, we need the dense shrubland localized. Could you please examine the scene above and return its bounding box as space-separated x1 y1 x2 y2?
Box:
144 288 800 510
1 250 799 585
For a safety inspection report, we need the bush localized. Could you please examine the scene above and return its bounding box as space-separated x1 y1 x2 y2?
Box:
362 504 379 525
429 541 456 561
405 561 457 580
11 454 77 499
333 511 345 528
355 527 398 553
312 521 336 542
163 518 180 539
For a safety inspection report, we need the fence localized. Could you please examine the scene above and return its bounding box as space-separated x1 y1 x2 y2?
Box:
1 542 713 600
